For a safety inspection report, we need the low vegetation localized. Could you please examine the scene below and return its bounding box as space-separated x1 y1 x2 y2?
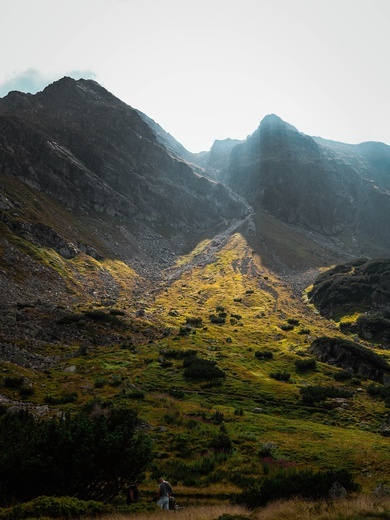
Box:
0 233 390 515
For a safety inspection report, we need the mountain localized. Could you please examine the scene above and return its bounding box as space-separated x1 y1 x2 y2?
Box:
0 79 390 503
226 114 390 259
0 78 248 277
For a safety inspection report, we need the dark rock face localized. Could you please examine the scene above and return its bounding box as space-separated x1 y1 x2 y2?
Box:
308 258 390 318
194 138 244 182
0 77 247 237
227 114 390 255
308 336 390 385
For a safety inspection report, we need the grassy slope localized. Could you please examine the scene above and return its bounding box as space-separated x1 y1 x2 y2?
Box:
1 231 389 495
0 178 389 495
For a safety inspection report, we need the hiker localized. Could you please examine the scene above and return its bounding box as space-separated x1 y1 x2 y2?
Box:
156 477 172 510
126 482 139 505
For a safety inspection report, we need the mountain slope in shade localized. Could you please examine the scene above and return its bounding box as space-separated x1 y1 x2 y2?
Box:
0 77 248 263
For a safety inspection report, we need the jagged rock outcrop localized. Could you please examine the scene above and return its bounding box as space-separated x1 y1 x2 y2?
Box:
194 138 244 182
308 336 390 385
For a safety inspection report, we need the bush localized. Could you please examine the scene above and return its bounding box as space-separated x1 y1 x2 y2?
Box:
295 358 317 372
270 371 291 382
0 495 113 520
183 357 225 380
209 425 233 453
280 324 294 331
210 314 226 324
18 385 34 397
185 316 203 327
367 383 390 402
334 370 353 382
44 392 78 405
258 442 277 458
0 408 152 505
109 308 125 316
255 350 273 360
94 377 106 388
357 312 390 337
235 468 359 508
3 377 24 389
299 385 353 405
160 348 198 359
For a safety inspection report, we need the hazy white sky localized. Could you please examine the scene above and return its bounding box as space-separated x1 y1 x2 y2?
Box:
1 0 389 152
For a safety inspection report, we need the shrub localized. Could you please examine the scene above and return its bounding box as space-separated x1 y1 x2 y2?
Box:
3 377 24 389
19 385 34 397
160 348 198 359
356 312 390 339
94 377 107 388
0 408 152 505
44 392 78 405
109 308 125 316
270 371 291 382
168 389 185 399
287 318 300 325
0 495 113 520
183 357 225 380
258 442 277 458
299 385 353 405
109 375 122 387
367 383 390 402
209 425 233 453
295 358 317 372
185 316 203 327
83 309 127 328
210 411 225 424
235 468 359 508
210 314 226 324
280 323 294 331
255 350 273 360
334 370 353 382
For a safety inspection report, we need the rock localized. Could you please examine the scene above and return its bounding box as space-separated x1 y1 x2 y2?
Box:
329 482 348 500
64 365 76 373
373 482 390 497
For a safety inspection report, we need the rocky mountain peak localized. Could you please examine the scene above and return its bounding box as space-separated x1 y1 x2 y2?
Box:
0 77 249 288
259 113 299 133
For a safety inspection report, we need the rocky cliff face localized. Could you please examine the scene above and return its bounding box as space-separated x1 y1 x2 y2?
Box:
309 336 390 385
194 138 244 182
227 114 390 256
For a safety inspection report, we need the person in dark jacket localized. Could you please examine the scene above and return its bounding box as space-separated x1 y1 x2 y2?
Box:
126 482 139 505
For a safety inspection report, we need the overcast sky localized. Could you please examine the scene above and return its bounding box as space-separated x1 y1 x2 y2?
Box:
1 0 389 152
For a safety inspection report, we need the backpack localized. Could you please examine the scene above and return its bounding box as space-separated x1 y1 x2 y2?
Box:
169 495 176 510
164 481 172 495
126 484 139 505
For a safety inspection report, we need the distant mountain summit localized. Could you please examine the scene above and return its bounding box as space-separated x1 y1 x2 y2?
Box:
0 77 248 273
225 114 390 257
